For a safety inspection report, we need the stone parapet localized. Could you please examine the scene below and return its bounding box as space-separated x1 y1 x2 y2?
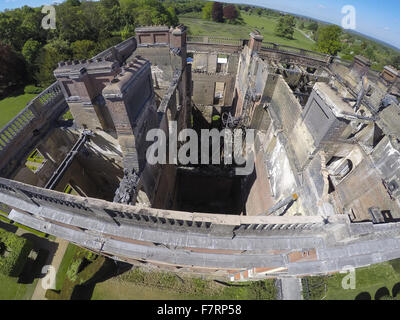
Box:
1 177 400 277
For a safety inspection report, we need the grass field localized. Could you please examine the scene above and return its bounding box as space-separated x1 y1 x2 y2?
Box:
179 12 315 51
92 279 277 300
0 273 38 300
92 281 188 300
303 260 400 300
55 243 78 290
92 267 276 300
0 93 36 129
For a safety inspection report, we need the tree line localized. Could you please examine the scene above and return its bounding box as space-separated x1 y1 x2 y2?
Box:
1 0 399 98
202 1 243 24
0 0 180 97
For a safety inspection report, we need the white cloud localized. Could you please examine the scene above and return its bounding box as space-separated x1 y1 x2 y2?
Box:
317 4 326 9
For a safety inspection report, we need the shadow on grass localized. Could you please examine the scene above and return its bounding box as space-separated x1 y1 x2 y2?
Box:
17 233 58 284
375 287 390 300
0 220 18 233
18 249 49 284
70 259 132 300
0 86 25 99
392 282 400 298
355 292 371 300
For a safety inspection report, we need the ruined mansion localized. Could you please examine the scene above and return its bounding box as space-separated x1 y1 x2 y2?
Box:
0 25 400 280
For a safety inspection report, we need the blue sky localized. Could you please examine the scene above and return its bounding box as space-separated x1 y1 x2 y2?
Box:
1 0 399 49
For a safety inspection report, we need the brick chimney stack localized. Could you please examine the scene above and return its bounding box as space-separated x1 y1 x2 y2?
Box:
249 31 264 53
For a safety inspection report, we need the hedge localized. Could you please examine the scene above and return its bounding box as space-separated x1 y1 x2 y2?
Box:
24 85 43 94
302 275 328 300
0 229 33 277
46 250 104 300
66 258 83 282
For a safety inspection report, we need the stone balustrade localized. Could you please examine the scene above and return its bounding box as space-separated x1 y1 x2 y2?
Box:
0 82 67 176
186 35 331 66
187 35 244 46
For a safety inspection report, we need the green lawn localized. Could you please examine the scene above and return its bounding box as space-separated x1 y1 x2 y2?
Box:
62 110 74 121
91 280 186 300
0 273 38 300
241 13 315 50
55 243 78 290
179 12 315 51
0 93 36 129
92 279 277 300
303 260 400 300
92 267 276 300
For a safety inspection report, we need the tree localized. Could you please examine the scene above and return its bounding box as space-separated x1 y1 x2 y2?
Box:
0 12 25 50
96 36 123 53
0 42 27 95
254 8 263 16
121 0 178 27
202 1 213 21
100 0 120 9
275 15 296 39
392 56 400 69
120 25 135 40
223 4 238 22
364 46 376 61
307 22 319 32
211 2 224 22
20 10 45 42
71 40 97 60
34 40 72 87
316 25 342 55
22 39 42 65
65 0 81 6
57 4 96 42
167 6 179 26
361 41 368 50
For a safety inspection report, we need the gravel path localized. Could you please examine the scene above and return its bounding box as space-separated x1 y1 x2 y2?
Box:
31 238 69 300
280 277 303 300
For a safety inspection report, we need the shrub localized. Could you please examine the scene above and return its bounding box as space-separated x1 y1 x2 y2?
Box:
76 256 105 285
85 251 97 262
302 275 328 300
46 255 106 300
24 85 43 94
62 110 74 120
341 54 354 61
389 259 400 274
248 280 277 300
66 258 83 282
0 229 33 276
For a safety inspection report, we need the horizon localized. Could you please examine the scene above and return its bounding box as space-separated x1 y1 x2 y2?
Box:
0 0 399 50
